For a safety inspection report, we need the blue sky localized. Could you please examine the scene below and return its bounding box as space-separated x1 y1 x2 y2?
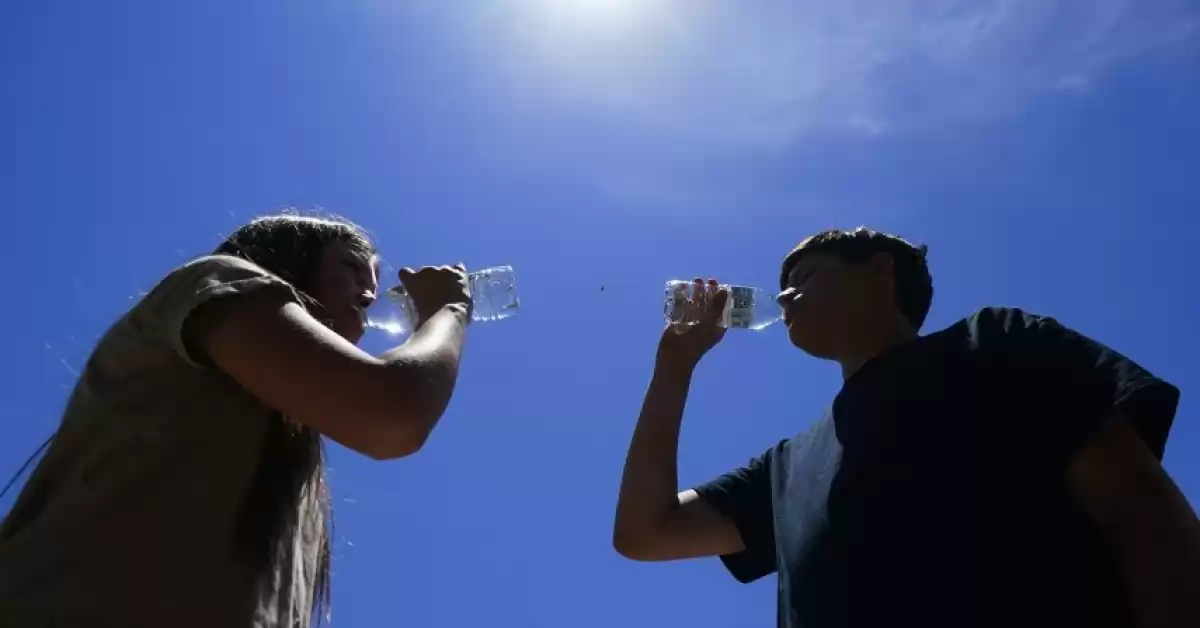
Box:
2 1 1199 625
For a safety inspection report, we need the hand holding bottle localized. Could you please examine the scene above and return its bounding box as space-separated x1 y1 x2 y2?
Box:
369 265 519 336
398 264 472 327
658 278 728 368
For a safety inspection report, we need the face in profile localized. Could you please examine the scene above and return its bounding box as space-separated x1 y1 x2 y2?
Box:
310 240 380 344
776 252 896 359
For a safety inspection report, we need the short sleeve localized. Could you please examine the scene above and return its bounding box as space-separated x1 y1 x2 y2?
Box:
693 445 778 583
132 255 303 367
1008 309 1180 463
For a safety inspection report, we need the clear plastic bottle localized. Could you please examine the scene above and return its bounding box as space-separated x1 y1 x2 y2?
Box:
663 280 781 331
367 266 519 336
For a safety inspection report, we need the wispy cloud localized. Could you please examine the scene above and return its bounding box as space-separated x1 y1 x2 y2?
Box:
386 0 1200 211
469 0 1199 149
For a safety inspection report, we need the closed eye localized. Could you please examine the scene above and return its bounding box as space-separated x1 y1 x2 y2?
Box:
792 267 818 289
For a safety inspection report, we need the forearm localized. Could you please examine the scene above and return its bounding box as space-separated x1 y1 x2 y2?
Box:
383 304 469 367
377 305 470 449
614 356 695 547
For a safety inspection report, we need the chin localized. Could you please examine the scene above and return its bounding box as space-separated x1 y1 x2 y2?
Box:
788 326 836 359
794 340 832 359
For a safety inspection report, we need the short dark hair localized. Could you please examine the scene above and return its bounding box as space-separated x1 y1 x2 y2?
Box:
781 227 934 331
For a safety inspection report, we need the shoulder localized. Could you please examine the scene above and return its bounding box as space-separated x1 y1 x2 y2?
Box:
782 412 837 457
729 414 839 497
777 412 840 476
126 255 304 368
962 305 1047 334
155 254 285 290
938 306 1063 349
744 437 792 474
136 255 298 314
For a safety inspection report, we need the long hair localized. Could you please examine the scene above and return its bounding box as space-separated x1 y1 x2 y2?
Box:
214 213 374 627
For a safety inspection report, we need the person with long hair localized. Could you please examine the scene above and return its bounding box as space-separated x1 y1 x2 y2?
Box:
0 213 473 627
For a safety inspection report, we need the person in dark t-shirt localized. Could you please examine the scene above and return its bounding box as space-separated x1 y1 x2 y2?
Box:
613 227 1199 628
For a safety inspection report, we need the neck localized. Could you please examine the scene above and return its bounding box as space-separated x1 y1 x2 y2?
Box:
837 316 918 380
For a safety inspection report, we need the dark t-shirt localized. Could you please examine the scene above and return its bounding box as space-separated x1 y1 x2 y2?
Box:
695 307 1180 628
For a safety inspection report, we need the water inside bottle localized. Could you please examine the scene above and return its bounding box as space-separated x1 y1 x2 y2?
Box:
663 280 781 331
470 266 520 322
664 280 710 327
365 265 519 336
365 287 413 335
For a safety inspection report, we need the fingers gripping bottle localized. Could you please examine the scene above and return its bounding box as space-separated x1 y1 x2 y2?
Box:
663 280 781 331
369 266 519 336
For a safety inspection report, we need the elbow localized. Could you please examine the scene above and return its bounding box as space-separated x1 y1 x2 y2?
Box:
361 429 427 461
612 525 657 562
330 402 440 461
359 365 457 460
360 409 439 461
612 534 640 561
309 408 436 461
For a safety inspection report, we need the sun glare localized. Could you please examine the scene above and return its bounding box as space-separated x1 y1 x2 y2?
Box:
540 0 653 24
522 0 670 32
494 0 692 115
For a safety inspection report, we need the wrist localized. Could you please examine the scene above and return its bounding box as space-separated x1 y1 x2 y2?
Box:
418 303 469 326
440 302 471 322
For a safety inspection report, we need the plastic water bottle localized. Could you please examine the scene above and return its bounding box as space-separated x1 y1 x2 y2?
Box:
367 266 519 336
663 280 781 331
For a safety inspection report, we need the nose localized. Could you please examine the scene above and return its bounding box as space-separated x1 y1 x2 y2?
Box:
776 288 796 308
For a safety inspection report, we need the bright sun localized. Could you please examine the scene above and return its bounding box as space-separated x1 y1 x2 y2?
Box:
502 0 683 96
557 0 645 18
527 0 665 29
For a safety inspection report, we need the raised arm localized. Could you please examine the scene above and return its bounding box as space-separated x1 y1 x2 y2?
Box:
185 265 471 460
613 355 746 561
614 280 745 561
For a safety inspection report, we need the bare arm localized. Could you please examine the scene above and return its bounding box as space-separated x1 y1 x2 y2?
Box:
1068 420 1200 628
186 288 468 460
613 313 745 562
